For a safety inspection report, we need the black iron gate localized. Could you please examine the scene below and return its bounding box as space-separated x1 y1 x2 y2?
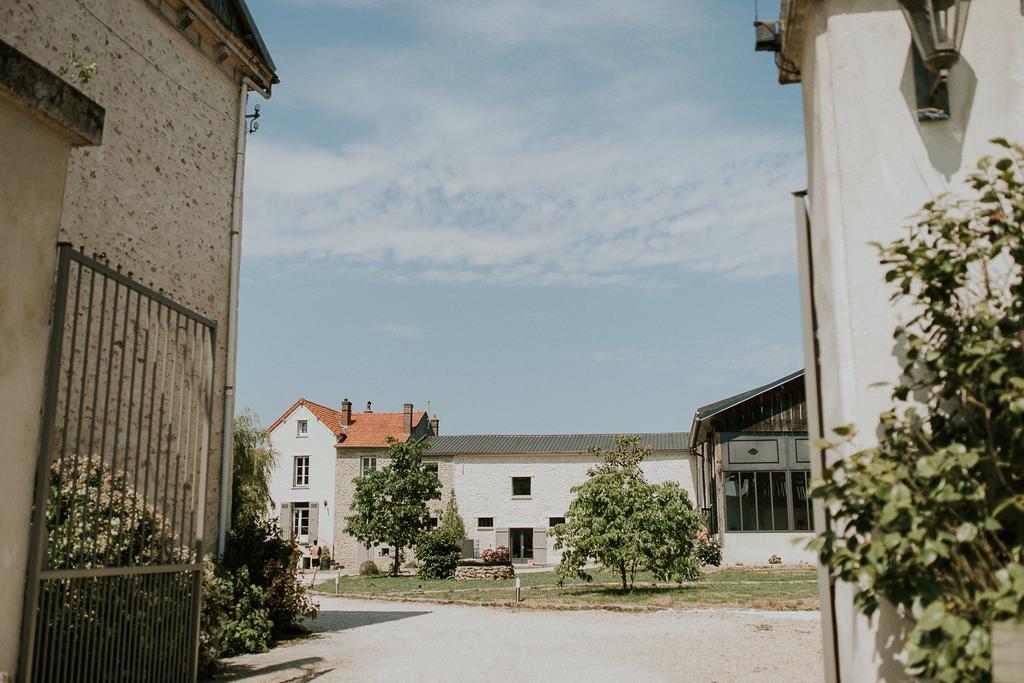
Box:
19 245 216 682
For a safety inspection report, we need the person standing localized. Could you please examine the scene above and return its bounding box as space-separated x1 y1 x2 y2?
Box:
310 539 321 569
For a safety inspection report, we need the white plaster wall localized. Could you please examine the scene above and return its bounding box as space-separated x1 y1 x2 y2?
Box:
268 406 337 554
455 451 697 563
722 533 816 566
796 3 1024 681
0 94 76 678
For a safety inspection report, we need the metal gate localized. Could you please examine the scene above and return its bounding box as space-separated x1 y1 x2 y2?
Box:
19 245 216 682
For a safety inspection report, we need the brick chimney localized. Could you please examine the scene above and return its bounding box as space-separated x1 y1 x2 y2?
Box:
365 400 372 413
340 398 352 426
429 414 439 436
403 403 413 434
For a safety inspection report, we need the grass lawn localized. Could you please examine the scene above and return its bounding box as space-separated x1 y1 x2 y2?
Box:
310 566 819 611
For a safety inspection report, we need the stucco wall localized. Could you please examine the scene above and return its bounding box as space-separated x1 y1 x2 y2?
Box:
268 406 339 555
795 2 1024 680
0 0 242 554
721 533 816 566
0 93 77 678
455 451 697 564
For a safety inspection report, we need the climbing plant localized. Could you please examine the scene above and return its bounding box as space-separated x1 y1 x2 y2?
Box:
811 139 1024 682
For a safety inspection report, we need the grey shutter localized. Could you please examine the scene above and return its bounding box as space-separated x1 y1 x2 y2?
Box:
308 502 319 541
495 528 509 550
279 502 292 540
532 529 547 565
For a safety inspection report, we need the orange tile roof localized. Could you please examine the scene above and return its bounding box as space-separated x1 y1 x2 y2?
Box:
267 398 426 448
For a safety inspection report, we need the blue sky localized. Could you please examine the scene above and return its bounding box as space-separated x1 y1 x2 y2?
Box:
237 0 806 435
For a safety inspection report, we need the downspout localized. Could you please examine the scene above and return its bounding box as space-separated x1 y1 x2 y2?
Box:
218 77 268 557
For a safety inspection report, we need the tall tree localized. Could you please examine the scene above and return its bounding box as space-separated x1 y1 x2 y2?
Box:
553 435 703 590
231 410 277 529
438 490 466 543
346 438 441 575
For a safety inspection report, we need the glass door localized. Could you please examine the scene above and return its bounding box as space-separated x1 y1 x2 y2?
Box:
510 528 534 562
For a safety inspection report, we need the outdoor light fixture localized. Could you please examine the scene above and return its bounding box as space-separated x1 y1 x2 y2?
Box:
898 0 970 121
754 20 781 53
246 103 261 133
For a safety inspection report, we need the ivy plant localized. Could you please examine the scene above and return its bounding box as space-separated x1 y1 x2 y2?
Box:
811 139 1024 682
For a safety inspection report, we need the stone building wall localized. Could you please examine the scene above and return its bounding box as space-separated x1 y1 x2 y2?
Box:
0 0 244 553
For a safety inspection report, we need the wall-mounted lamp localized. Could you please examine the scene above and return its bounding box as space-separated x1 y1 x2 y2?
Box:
753 20 781 53
245 103 261 133
898 0 970 121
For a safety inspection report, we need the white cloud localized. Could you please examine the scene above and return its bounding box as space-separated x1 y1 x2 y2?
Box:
243 2 805 287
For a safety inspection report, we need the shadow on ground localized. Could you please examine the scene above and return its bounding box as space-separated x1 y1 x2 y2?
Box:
211 656 333 682
307 609 432 633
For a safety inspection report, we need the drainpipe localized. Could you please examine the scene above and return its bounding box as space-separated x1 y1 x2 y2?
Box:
217 77 268 557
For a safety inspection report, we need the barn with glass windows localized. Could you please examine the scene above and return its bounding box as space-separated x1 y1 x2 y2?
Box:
689 370 817 566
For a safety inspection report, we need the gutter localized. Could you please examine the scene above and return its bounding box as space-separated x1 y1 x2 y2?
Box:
217 77 269 557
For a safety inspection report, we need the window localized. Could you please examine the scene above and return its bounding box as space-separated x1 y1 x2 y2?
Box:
423 461 438 475
293 456 310 487
297 420 308 437
380 547 390 557
477 517 494 529
292 503 310 538
360 456 377 476
549 517 565 528
428 516 438 530
511 477 531 496
724 471 814 532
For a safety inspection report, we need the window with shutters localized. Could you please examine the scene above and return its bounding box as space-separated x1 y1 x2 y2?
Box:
292 503 310 539
293 456 310 487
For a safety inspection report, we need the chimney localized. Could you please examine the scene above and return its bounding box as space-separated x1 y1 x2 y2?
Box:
403 403 413 435
429 414 439 436
365 400 373 413
340 398 352 426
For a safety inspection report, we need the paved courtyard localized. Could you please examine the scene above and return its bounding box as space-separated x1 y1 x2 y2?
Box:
215 596 823 682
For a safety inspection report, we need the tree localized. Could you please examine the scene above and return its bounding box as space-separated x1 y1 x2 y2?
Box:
811 140 1024 682
346 438 442 575
231 410 277 528
553 435 704 590
438 490 466 543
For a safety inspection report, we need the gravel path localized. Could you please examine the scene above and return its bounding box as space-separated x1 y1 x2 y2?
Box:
215 596 823 682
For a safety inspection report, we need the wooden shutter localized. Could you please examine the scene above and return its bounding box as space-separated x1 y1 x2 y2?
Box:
308 502 319 541
532 529 547 565
495 528 509 549
279 502 292 540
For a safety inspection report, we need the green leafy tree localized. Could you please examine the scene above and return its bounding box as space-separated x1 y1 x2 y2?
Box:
346 438 442 575
553 435 703 590
438 490 466 543
231 410 277 528
811 140 1024 682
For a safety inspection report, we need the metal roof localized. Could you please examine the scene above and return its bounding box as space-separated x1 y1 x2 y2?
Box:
688 369 805 449
425 433 690 455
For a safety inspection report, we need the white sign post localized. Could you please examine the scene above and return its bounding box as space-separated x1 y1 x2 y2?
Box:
514 576 522 603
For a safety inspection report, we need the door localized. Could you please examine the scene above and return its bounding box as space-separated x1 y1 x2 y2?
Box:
510 528 534 563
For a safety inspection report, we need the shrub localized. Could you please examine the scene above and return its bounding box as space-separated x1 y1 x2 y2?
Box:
695 536 722 567
319 546 332 570
359 560 380 576
199 558 274 676
768 554 782 565
222 518 318 637
415 531 462 579
811 140 1024 682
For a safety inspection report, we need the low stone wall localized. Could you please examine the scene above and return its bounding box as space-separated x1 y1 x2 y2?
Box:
454 564 515 580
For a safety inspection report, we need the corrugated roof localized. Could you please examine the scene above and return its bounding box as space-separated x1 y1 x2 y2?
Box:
425 433 689 455
688 369 805 449
693 369 805 422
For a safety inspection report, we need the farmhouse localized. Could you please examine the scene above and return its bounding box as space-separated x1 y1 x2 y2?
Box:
267 399 438 568
425 433 697 566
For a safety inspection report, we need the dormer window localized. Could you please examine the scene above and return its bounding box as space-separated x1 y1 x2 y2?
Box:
297 420 308 437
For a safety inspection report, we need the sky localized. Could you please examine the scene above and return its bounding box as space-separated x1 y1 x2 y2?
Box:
236 0 807 435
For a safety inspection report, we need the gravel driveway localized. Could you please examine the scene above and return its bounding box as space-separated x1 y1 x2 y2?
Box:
215 596 823 682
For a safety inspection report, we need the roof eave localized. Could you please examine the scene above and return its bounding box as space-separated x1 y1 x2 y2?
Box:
778 0 809 85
